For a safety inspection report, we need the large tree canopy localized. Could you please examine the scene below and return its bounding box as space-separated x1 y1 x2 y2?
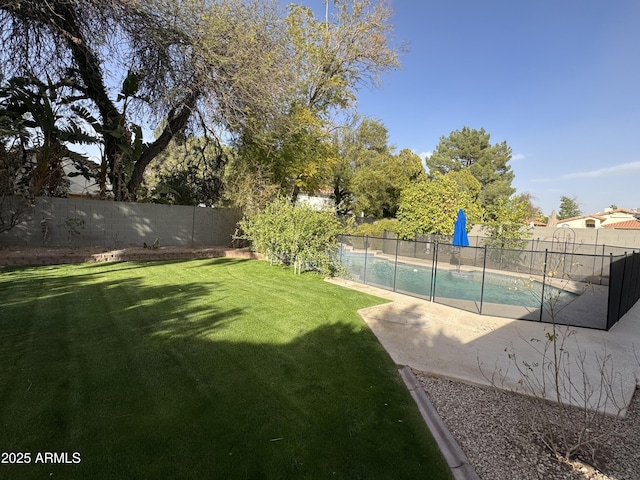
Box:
1 0 293 200
234 0 402 205
426 126 515 210
1 0 400 204
483 195 531 250
328 118 423 217
395 171 483 239
557 195 582 220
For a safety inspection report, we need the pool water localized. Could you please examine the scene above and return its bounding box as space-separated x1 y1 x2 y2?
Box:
340 252 577 309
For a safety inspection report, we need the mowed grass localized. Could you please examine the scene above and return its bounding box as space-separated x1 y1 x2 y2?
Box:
0 258 452 479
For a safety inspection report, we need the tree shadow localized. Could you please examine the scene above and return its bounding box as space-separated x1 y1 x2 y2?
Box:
0 265 451 480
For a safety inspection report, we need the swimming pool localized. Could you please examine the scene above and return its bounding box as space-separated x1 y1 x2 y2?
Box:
339 251 578 310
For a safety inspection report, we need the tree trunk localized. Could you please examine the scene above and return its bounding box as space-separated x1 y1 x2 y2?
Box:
127 95 197 199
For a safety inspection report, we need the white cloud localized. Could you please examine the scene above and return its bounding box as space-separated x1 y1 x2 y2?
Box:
532 161 640 183
416 150 432 160
561 161 640 179
511 153 526 161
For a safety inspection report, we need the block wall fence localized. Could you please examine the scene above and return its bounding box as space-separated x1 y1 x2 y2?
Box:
0 196 243 248
469 225 640 252
3 197 640 250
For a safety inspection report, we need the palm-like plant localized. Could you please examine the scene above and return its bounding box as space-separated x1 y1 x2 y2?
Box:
0 74 101 197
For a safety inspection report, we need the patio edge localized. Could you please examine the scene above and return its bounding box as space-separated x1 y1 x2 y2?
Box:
398 365 481 480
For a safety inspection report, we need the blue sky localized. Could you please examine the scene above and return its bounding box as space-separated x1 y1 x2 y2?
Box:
337 0 640 216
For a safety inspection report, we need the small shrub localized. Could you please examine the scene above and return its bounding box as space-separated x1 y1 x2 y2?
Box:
352 219 400 238
238 197 344 276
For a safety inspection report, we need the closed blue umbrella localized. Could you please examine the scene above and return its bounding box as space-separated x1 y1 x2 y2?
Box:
452 208 469 272
452 209 469 247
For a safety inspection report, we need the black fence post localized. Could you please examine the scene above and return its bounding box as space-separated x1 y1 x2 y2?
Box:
601 244 606 286
431 242 439 303
474 240 479 267
606 253 614 330
539 249 549 322
617 252 628 322
479 245 487 315
363 236 369 284
529 242 535 275
393 237 399 292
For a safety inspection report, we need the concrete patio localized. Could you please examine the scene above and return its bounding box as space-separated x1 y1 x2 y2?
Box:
328 278 640 417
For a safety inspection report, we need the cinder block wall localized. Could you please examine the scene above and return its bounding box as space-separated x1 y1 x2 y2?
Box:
527 226 640 251
469 225 640 252
0 196 242 248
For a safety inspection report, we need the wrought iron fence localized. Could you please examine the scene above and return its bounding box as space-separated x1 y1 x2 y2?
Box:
338 234 633 331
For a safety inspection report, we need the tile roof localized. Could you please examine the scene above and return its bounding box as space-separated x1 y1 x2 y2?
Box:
557 208 639 225
602 219 640 229
594 208 638 216
524 218 547 226
557 214 606 223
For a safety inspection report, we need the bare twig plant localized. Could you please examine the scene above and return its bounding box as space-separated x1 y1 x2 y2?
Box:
480 252 626 464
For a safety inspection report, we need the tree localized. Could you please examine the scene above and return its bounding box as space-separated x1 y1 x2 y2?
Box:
515 192 546 223
329 118 423 218
0 137 28 233
285 1 401 116
426 126 515 209
142 135 225 206
348 120 396 217
233 0 402 205
1 0 295 200
0 75 102 198
352 148 424 219
222 154 280 217
557 196 581 220
395 171 483 239
236 106 336 203
483 195 531 250
328 116 388 215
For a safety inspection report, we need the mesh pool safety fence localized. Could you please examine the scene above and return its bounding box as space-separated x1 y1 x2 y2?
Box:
337 234 638 331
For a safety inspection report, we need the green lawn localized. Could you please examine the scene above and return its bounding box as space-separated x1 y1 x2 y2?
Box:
0 258 452 479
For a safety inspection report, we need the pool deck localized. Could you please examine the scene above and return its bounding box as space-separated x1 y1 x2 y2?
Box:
328 278 640 417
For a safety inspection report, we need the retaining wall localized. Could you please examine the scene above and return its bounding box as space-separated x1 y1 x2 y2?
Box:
0 196 242 248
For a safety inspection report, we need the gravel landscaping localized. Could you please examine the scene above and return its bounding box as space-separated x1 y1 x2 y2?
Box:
416 371 640 480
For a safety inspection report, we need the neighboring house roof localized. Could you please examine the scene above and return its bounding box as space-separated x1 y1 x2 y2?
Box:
593 208 638 216
557 214 606 223
61 157 105 197
602 219 640 230
555 207 640 230
524 218 547 227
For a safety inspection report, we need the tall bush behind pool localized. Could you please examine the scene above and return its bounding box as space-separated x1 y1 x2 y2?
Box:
238 197 345 276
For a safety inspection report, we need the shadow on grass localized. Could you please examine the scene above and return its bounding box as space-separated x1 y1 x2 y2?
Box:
191 257 254 266
0 261 452 480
